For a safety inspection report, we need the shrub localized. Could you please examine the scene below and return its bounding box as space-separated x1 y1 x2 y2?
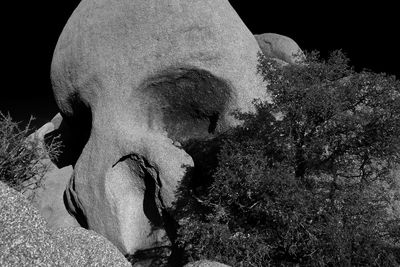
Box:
0 112 60 199
173 51 400 266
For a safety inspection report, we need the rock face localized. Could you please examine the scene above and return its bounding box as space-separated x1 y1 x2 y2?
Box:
255 33 304 64
51 0 267 257
0 182 131 267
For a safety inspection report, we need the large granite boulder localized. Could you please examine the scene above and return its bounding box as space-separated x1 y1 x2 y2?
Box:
51 0 267 258
255 33 305 64
0 182 131 266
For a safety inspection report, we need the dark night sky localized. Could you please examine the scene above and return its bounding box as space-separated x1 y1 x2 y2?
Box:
2 1 399 129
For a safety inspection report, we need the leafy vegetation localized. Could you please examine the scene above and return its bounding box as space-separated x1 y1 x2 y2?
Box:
173 51 400 266
0 113 60 199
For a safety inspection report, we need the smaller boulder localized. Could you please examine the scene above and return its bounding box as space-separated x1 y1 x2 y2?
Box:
255 33 305 64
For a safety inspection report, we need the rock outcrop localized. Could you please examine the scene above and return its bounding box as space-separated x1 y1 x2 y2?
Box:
0 182 131 266
255 33 304 64
51 0 267 257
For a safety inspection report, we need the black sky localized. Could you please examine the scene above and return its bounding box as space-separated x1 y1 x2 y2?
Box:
2 1 399 129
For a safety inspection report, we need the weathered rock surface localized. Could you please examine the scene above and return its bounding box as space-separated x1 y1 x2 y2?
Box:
51 0 267 256
53 227 132 266
184 260 231 267
32 164 78 229
255 33 304 64
0 182 131 266
0 182 58 266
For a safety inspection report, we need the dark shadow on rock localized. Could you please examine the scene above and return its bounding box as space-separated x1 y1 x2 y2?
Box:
143 67 232 144
44 93 92 168
62 175 88 229
120 154 174 266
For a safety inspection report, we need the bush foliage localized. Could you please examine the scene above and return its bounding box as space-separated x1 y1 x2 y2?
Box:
173 51 400 266
0 113 60 198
